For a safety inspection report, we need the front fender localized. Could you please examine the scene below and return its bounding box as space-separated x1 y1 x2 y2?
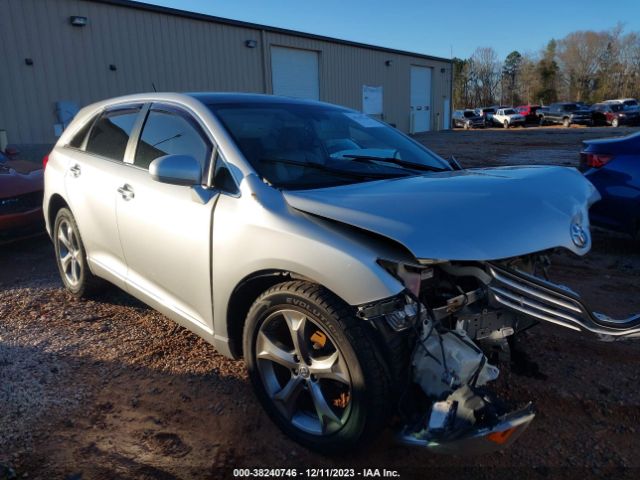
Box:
210 178 409 354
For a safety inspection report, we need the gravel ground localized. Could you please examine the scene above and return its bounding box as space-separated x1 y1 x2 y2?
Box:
1 126 639 479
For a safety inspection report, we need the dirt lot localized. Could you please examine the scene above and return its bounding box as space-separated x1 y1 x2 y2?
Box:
1 126 639 479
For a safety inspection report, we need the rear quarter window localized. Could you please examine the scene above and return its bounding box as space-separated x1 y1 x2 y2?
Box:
67 115 97 149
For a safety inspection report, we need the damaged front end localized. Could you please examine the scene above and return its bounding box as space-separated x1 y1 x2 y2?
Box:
360 255 639 454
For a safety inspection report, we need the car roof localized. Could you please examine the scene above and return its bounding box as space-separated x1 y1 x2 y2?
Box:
84 92 352 114
186 92 346 109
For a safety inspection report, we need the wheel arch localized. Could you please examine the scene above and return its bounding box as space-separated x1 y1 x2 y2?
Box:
226 269 322 359
47 194 70 238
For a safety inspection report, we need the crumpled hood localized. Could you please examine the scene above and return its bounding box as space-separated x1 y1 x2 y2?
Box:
283 166 600 261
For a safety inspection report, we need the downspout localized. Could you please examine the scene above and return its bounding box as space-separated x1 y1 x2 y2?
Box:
260 29 269 94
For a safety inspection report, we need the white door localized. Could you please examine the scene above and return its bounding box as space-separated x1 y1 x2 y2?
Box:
410 66 432 133
443 98 451 130
271 46 319 100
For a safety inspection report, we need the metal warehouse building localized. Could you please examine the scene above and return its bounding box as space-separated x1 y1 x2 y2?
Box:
0 0 452 148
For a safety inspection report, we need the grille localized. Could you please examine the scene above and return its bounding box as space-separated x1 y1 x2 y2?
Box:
0 190 43 215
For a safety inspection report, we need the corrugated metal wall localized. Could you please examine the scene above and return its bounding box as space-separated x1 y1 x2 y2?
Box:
0 0 451 145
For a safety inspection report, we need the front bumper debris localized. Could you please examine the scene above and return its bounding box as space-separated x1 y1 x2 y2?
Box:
398 398 535 455
487 264 640 340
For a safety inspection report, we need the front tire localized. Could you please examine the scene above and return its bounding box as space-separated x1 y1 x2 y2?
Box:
612 117 619 128
503 120 509 129
53 208 104 298
243 281 391 453
563 117 571 128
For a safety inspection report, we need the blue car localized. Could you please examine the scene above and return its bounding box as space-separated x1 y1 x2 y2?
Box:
580 131 640 238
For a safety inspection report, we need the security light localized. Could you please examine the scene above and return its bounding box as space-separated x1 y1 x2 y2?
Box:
245 40 258 48
69 16 88 27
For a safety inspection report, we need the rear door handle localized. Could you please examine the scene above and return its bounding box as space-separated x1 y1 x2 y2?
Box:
117 184 135 201
69 164 81 178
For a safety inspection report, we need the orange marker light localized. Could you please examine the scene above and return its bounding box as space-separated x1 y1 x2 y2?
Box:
487 427 517 445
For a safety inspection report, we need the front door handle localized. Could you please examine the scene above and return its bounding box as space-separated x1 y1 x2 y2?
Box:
117 184 135 201
69 164 81 178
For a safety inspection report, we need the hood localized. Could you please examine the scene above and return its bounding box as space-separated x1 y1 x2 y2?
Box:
283 166 600 261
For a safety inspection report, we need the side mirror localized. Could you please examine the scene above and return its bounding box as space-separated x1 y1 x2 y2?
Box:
149 154 202 186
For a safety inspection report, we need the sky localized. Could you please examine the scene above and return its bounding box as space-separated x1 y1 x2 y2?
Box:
140 0 640 60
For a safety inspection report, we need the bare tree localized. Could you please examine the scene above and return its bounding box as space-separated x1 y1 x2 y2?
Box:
516 54 540 104
454 25 640 107
557 30 610 101
470 47 501 106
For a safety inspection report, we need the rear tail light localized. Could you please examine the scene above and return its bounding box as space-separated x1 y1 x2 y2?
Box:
42 154 49 170
580 152 613 169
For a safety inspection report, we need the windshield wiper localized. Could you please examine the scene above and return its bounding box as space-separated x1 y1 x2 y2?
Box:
341 154 446 172
260 157 408 179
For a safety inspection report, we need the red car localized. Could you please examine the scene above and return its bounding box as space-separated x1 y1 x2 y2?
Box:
515 105 541 123
0 151 44 243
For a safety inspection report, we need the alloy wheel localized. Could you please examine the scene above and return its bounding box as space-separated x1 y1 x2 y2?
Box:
255 309 352 436
57 218 82 287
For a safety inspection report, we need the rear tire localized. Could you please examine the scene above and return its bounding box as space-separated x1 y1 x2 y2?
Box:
243 281 391 453
563 117 571 128
612 117 619 128
539 117 545 126
53 208 104 298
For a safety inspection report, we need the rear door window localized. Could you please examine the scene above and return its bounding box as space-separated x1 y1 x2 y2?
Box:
85 107 141 161
134 108 212 173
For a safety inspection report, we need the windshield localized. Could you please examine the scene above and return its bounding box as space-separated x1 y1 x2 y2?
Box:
624 100 638 107
503 109 516 115
463 111 476 118
209 102 449 190
611 104 624 112
563 104 579 111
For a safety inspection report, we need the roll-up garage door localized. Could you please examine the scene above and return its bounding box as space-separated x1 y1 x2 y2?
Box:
271 46 319 100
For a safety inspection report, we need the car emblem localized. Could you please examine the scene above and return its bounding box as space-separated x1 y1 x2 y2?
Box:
570 223 588 248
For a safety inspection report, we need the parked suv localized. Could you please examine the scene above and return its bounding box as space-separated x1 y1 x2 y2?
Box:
43 93 640 454
591 102 639 127
474 107 496 126
539 103 593 127
606 98 639 112
452 109 484 129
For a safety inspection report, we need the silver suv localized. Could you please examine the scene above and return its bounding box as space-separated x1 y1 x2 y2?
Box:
44 93 640 454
